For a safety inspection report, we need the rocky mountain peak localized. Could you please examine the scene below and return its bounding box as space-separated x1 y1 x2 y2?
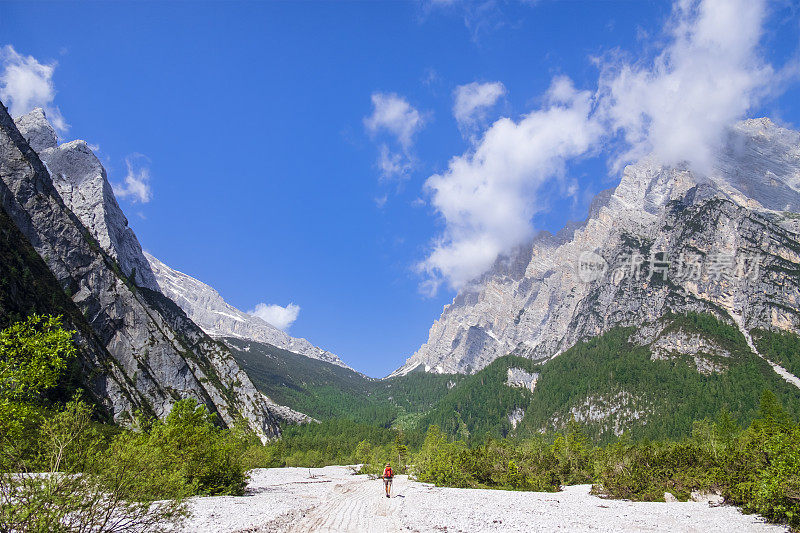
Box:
1 102 280 439
396 118 800 377
712 118 800 212
13 108 352 375
145 251 354 370
13 109 160 292
14 107 58 152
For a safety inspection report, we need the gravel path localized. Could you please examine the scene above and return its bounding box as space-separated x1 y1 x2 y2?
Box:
174 466 787 532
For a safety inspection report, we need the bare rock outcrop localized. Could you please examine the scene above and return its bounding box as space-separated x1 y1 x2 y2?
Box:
145 252 352 369
15 108 159 292
396 119 800 377
1 103 279 439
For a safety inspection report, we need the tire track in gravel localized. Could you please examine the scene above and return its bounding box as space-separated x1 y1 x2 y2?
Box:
287 476 404 533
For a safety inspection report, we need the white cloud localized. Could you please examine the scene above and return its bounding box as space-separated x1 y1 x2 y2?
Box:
364 92 423 149
453 81 506 132
377 144 410 179
364 93 425 180
597 0 775 174
0 45 68 133
113 154 152 203
418 77 602 293
248 302 301 331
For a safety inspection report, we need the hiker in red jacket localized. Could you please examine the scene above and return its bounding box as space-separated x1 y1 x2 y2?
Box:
381 463 393 498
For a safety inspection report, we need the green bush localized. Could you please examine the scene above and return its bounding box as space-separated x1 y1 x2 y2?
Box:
746 428 800 524
0 314 77 458
411 424 593 492
594 437 718 501
550 422 594 485
0 315 255 531
412 426 474 488
0 314 75 403
144 399 249 496
1 397 187 533
720 392 800 527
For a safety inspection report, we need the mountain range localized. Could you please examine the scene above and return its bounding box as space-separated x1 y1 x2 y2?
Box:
396 118 800 391
2 99 800 442
144 252 350 369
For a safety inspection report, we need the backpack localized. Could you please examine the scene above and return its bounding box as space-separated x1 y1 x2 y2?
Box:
384 467 393 478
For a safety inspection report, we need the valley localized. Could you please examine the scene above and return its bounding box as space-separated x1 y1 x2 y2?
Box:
3 96 800 532
2 1 800 530
0 98 800 531
223 314 800 445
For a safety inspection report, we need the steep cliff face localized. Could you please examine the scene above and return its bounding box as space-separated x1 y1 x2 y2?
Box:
0 199 136 411
398 119 800 378
0 103 279 439
17 108 350 371
145 251 352 369
15 108 159 292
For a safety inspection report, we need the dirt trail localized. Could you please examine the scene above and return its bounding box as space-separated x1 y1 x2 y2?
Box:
287 475 403 533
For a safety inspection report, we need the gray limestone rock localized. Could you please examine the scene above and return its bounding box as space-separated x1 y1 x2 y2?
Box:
1 103 279 440
15 108 160 292
14 107 57 152
145 252 352 369
396 119 800 378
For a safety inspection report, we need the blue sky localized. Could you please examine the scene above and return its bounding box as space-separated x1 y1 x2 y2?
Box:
2 0 799 377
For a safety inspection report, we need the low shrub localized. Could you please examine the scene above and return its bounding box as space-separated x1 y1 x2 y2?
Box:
406 393 800 530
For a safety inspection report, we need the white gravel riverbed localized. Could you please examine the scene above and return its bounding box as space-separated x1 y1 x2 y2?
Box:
173 465 787 532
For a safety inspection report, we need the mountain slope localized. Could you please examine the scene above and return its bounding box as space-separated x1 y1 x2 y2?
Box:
16 108 159 292
1 104 279 438
398 119 800 380
145 251 351 369
420 313 800 443
0 201 135 411
224 336 463 426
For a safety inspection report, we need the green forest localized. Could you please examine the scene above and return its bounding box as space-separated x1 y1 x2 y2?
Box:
231 312 800 445
753 328 800 378
227 337 464 426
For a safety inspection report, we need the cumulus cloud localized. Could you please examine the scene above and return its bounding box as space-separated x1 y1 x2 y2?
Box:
0 45 68 133
113 154 152 203
453 81 506 133
248 302 301 331
418 77 602 293
597 0 775 174
419 0 787 294
364 92 425 180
